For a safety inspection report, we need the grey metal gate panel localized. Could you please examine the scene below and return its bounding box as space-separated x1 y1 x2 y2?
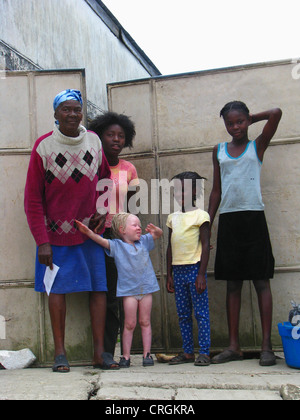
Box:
107 60 300 353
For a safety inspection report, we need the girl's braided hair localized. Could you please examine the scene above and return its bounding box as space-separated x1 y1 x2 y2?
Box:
220 101 250 119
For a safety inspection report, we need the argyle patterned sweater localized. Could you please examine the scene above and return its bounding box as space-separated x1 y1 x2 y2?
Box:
24 124 111 247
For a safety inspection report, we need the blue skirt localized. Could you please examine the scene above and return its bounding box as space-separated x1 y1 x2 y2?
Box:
35 239 107 294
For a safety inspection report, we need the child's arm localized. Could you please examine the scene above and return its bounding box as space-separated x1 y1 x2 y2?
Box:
75 220 110 250
166 228 175 293
195 222 210 294
251 108 282 161
208 145 222 228
145 223 163 240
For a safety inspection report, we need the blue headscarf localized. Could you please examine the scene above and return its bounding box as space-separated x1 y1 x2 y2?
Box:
53 89 83 110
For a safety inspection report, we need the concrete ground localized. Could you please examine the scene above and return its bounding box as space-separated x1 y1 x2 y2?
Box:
0 352 300 401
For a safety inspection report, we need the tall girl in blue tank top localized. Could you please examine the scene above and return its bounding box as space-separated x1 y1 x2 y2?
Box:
208 101 282 367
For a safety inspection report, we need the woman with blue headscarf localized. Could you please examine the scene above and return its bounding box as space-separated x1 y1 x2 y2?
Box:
24 89 119 372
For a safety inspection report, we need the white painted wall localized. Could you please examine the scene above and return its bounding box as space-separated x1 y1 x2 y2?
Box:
0 0 154 111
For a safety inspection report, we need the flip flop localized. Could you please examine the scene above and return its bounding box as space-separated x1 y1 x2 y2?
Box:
169 353 195 365
52 354 70 373
93 352 120 370
259 350 276 366
211 349 243 364
194 354 211 366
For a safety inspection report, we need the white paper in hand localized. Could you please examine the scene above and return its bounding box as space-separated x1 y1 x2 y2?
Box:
43 264 60 295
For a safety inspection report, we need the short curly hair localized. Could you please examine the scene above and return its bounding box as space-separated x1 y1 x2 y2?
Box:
89 111 136 148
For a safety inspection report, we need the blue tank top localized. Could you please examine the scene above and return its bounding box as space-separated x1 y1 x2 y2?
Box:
217 140 264 214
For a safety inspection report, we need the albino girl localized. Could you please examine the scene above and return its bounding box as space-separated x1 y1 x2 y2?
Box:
76 213 162 367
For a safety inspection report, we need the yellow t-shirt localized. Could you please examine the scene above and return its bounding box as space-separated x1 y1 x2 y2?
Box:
166 209 210 265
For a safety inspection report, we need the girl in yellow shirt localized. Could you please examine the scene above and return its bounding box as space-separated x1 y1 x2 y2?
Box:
167 172 211 366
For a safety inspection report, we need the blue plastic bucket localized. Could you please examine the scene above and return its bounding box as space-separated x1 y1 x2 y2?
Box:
278 322 300 369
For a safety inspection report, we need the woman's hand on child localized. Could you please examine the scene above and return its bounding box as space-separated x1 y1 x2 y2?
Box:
195 273 207 294
145 223 163 240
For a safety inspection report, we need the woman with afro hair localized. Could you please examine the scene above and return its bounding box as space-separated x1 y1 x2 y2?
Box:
89 112 139 357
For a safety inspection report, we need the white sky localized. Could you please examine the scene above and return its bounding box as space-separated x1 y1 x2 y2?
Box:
102 0 300 75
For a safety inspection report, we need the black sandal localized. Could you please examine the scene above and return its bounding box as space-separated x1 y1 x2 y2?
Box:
169 353 195 365
194 354 211 366
52 354 70 373
259 350 276 366
211 349 243 364
93 352 120 370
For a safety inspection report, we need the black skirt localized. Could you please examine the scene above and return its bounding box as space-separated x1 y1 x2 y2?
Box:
214 211 274 281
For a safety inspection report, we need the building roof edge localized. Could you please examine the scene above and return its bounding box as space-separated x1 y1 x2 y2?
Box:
84 0 161 76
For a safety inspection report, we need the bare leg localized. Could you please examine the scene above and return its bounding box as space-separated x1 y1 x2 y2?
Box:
122 297 138 360
48 293 69 372
226 280 243 352
90 291 107 365
253 279 273 351
138 294 153 357
48 293 66 356
212 281 244 364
